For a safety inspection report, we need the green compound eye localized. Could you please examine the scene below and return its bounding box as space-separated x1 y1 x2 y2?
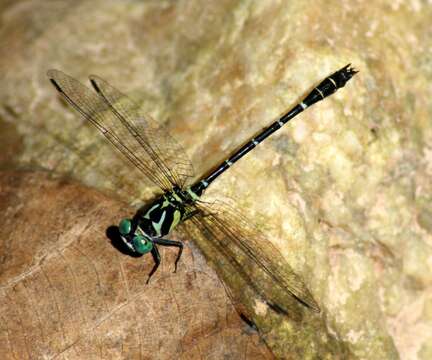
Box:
119 218 132 235
132 235 153 254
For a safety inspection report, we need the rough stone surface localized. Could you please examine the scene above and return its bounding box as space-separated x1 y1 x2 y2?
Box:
0 0 431 359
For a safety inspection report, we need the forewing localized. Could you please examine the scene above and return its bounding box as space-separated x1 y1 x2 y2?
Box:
187 200 320 313
89 75 194 189
47 70 193 192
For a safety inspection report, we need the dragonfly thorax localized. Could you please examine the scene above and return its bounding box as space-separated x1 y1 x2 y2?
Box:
121 192 180 250
119 187 199 254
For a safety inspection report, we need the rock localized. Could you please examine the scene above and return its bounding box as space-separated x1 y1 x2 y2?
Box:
0 1 431 359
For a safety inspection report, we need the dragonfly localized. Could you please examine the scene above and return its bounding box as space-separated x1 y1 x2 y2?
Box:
47 64 357 314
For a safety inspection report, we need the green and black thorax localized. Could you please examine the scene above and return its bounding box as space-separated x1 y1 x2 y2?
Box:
134 186 200 239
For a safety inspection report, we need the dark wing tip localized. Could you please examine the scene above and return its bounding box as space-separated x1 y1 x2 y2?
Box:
292 291 321 313
48 78 62 93
46 69 64 92
89 76 102 94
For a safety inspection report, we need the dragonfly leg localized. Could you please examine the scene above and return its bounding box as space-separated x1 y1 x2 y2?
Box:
153 238 183 273
146 245 161 284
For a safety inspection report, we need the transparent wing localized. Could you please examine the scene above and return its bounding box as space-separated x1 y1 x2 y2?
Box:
185 200 320 313
88 75 194 189
47 70 193 192
35 122 153 205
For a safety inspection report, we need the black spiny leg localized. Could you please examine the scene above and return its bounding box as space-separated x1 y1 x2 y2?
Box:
153 238 184 273
146 245 161 284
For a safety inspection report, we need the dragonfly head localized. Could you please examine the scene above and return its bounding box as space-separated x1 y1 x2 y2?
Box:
118 218 153 254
